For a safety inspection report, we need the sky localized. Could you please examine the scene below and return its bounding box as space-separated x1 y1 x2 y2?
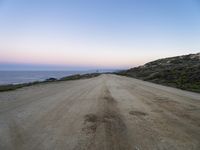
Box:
0 0 200 70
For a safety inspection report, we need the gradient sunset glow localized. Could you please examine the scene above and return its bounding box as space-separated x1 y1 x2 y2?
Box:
0 0 200 70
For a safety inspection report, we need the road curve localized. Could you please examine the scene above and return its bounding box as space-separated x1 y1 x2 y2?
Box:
0 74 200 150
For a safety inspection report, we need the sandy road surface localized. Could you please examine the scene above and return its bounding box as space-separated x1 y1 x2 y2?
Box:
0 74 200 150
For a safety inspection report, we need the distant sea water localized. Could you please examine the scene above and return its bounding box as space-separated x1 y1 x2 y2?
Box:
0 71 96 85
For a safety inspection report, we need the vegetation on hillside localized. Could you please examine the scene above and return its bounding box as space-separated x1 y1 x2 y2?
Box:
117 53 200 93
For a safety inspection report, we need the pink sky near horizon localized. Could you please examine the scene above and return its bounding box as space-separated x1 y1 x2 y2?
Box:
0 35 167 68
1 32 199 69
0 49 148 68
1 43 198 69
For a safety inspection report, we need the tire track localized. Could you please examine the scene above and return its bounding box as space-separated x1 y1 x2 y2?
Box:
76 83 131 150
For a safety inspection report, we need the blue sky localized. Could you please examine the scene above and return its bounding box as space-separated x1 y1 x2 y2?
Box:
0 0 200 70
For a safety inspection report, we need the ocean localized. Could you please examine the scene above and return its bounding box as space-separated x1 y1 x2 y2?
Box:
0 71 94 85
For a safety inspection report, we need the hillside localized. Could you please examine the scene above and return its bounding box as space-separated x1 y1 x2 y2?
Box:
117 53 200 93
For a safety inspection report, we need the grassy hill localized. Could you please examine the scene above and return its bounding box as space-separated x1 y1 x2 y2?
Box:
117 53 200 93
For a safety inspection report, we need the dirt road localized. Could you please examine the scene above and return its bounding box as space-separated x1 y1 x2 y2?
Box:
0 74 200 150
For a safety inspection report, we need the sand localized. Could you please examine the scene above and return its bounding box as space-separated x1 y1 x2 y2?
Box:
0 74 200 150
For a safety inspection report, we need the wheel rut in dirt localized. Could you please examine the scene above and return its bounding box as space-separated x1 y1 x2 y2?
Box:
79 86 131 150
